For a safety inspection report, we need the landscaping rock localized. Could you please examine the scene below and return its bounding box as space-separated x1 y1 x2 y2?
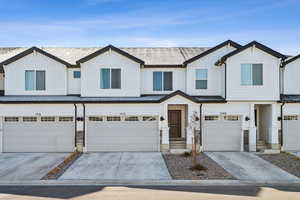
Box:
163 153 235 180
258 153 300 178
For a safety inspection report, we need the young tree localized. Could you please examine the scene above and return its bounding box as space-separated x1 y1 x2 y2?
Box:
189 111 200 164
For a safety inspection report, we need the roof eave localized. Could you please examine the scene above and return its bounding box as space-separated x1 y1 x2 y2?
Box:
183 40 242 65
76 45 145 65
0 47 73 69
217 41 287 65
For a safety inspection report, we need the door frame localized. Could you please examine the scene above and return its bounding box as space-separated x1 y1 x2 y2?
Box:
168 109 182 139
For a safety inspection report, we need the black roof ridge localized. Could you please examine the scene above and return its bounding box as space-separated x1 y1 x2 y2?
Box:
183 40 242 65
216 41 287 65
283 54 300 66
76 45 144 64
0 47 73 71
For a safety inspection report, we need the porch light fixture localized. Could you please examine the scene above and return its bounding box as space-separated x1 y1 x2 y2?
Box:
160 116 165 121
245 116 250 121
195 116 200 121
277 116 282 121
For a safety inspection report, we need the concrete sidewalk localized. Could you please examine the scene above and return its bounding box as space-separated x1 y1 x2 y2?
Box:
206 152 300 182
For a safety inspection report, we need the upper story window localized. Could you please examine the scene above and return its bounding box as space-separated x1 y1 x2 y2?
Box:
100 68 121 89
153 71 173 91
241 64 263 86
73 71 81 79
25 70 46 91
195 69 208 89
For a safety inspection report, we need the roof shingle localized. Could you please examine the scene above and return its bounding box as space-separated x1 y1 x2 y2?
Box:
0 47 210 66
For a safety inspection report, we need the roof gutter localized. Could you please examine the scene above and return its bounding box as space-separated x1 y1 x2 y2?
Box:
74 104 78 150
225 63 227 100
82 103 86 148
199 104 203 149
280 102 285 148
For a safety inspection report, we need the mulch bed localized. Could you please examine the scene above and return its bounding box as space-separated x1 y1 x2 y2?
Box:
163 153 235 180
258 153 300 178
41 151 82 180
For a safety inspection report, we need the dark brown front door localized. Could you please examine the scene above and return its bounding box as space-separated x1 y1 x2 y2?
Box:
168 110 181 139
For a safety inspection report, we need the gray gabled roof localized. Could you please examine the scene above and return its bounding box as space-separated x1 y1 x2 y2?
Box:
216 41 287 65
0 46 210 67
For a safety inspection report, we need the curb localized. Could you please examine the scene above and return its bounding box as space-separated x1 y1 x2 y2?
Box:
0 179 300 186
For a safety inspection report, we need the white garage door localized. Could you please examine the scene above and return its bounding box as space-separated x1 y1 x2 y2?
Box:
202 115 242 151
283 115 300 151
3 116 75 152
87 116 159 152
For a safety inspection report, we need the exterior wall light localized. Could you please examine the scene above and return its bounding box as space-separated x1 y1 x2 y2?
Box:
277 117 282 121
160 116 165 121
245 116 250 121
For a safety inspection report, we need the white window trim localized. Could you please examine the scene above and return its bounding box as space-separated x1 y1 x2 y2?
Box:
195 68 208 90
153 71 172 91
25 70 46 91
73 71 81 79
100 68 121 89
240 63 263 86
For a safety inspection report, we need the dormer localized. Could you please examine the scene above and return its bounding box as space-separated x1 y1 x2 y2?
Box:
0 47 72 96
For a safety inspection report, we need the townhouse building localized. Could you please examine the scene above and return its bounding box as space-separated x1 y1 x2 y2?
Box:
0 40 299 153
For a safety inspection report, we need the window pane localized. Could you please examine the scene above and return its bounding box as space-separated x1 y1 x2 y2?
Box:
73 71 81 78
163 72 173 91
241 64 252 85
25 70 35 91
36 71 45 90
252 64 263 85
196 80 207 89
111 69 121 89
153 72 162 91
100 68 110 89
196 69 207 80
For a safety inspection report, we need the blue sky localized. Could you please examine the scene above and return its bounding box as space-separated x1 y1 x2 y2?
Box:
0 0 299 54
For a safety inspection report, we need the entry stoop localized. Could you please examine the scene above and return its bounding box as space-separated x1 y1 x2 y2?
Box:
169 139 186 149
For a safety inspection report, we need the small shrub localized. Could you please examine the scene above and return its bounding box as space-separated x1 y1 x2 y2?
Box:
189 163 207 171
182 151 192 157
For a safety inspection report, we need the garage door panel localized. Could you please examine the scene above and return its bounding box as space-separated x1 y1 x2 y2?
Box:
87 117 159 152
203 116 242 151
283 118 300 151
3 118 74 152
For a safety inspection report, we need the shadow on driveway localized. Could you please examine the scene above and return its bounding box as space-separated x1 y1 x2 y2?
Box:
0 185 299 199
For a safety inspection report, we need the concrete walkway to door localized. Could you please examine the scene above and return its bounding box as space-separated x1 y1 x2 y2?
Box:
60 152 171 180
206 152 300 182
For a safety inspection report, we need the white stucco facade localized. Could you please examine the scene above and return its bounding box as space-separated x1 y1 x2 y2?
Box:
3 51 68 95
67 68 81 95
186 45 236 96
0 41 299 153
284 58 300 94
141 67 186 94
80 50 141 97
226 47 281 101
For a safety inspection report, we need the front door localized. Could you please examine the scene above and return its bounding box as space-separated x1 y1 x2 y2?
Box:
168 110 181 139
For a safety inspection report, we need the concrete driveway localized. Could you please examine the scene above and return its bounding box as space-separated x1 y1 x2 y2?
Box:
60 152 171 180
206 152 300 182
0 153 68 181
